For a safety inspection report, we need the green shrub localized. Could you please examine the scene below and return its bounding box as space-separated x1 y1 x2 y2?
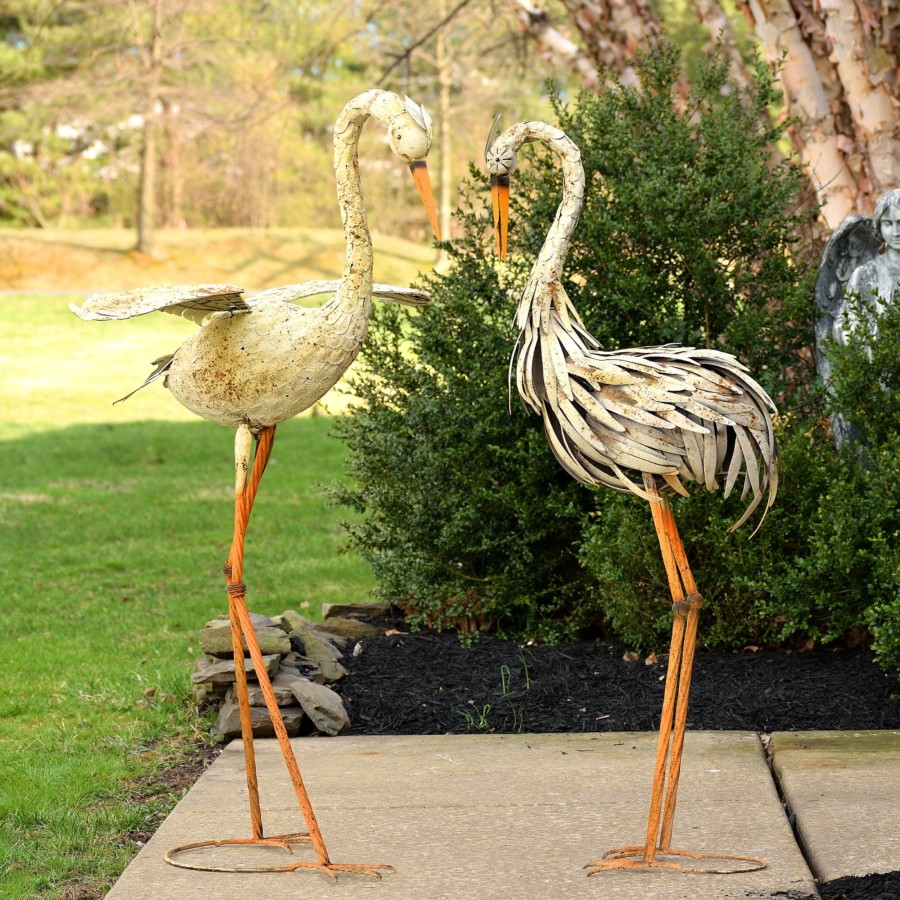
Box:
330 184 597 640
812 296 900 671
331 40 899 670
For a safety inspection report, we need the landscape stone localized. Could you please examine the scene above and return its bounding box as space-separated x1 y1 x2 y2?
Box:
282 610 348 681
190 676 230 705
268 613 296 632
191 653 281 685
211 690 304 741
315 616 384 639
322 601 391 620
199 620 291 658
313 628 349 648
279 672 350 735
204 612 279 631
246 673 299 707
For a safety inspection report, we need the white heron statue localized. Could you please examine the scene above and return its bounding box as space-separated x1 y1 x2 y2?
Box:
485 119 777 875
71 90 440 879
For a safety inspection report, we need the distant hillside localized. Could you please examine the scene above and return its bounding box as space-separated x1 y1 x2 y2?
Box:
0 227 437 294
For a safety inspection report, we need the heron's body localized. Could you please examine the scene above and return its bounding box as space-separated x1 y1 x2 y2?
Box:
72 89 437 434
487 120 775 874
492 121 777 528
166 292 369 428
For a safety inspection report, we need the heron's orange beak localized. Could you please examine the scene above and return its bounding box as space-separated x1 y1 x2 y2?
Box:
409 161 441 242
490 174 509 261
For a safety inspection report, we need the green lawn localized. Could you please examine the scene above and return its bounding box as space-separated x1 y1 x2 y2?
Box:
0 293 375 896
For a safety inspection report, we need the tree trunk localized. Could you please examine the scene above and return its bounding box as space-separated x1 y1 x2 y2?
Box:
738 0 899 228
510 0 899 230
691 0 753 89
806 0 898 214
161 102 186 229
136 0 163 255
436 6 453 262
560 0 663 81
506 0 603 89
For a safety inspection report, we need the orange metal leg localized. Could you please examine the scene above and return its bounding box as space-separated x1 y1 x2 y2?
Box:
585 479 766 876
166 425 394 879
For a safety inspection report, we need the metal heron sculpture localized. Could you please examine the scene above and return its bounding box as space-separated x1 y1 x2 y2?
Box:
485 119 777 875
71 90 440 879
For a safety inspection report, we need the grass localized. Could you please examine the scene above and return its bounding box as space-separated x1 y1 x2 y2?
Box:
0 228 435 897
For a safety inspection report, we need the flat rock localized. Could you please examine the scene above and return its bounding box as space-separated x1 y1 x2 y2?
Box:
204 612 281 631
199 620 291 658
315 616 384 639
322 601 391 620
190 678 230 705
210 692 304 741
246 672 298 707
191 654 281 685
278 672 350 735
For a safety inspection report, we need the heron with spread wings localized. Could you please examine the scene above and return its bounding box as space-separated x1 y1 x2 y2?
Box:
72 90 440 879
486 119 777 875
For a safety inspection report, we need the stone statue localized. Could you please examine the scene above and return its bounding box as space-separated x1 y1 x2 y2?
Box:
815 188 900 446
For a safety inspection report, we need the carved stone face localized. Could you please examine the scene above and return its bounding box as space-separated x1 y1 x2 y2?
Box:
878 205 900 253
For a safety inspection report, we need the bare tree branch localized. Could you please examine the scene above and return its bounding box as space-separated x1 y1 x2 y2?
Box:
376 0 474 84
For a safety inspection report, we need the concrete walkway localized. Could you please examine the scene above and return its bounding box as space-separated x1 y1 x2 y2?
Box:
771 730 900 883
105 730 851 899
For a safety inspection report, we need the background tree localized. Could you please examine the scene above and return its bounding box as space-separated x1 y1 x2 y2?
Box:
0 1 374 242
360 0 558 244
507 0 900 230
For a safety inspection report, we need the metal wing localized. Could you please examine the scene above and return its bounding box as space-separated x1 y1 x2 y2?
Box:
815 216 878 380
70 284 247 324
251 280 429 308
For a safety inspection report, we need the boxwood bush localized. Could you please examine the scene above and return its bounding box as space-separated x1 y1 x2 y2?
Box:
329 41 899 672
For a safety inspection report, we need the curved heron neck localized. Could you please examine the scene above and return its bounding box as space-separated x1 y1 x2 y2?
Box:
517 122 585 286
331 91 386 311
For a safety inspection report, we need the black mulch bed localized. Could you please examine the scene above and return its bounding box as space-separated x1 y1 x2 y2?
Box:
337 628 899 735
335 624 900 899
816 872 900 900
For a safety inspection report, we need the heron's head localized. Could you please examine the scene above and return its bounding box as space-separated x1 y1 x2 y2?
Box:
388 97 440 241
484 116 519 261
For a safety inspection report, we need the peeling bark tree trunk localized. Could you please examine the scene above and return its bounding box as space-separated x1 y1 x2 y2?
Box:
560 0 663 80
507 0 603 88
692 0 753 89
740 0 899 228
508 0 899 230
507 0 667 87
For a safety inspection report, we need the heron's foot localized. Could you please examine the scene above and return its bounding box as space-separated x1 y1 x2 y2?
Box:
280 861 396 880
585 845 766 875
251 831 313 852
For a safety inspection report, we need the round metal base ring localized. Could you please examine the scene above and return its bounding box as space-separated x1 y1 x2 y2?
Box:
165 832 313 873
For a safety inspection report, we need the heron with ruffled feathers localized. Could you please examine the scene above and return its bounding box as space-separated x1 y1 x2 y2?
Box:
71 90 440 879
486 118 777 875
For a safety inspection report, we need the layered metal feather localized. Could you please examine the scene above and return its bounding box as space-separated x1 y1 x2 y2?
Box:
488 121 778 532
